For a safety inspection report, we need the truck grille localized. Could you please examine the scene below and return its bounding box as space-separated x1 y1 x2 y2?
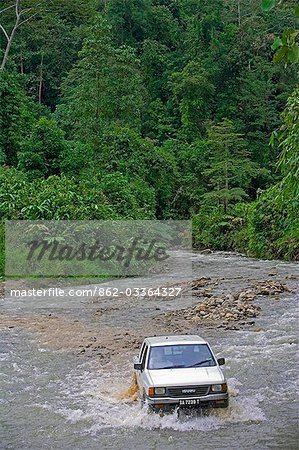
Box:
167 385 210 397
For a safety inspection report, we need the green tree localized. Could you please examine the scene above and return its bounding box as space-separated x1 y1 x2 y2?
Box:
0 0 97 107
203 119 259 213
145 142 178 218
99 172 155 219
60 141 94 176
18 117 67 179
0 72 34 165
140 39 170 100
247 184 298 260
96 125 151 179
102 0 152 45
261 0 299 65
148 5 179 48
0 0 43 71
277 87 299 200
0 166 115 220
171 61 215 137
172 139 209 217
58 16 145 144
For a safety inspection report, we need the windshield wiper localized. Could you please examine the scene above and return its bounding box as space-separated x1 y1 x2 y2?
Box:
187 359 213 368
156 364 186 369
151 360 213 369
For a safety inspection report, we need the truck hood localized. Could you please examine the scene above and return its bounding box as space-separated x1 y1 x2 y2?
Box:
148 367 224 387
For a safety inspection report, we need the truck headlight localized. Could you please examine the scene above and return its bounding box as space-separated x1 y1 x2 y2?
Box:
211 383 227 392
155 387 166 395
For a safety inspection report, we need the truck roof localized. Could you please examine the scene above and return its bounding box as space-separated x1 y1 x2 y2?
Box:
145 335 207 346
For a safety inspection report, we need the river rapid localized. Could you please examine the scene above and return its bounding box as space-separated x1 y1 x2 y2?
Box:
0 252 298 450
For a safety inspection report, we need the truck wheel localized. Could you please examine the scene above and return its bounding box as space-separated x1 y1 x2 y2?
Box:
218 399 229 408
140 391 146 409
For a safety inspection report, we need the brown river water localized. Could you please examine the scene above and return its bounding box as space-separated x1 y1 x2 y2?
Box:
0 251 298 449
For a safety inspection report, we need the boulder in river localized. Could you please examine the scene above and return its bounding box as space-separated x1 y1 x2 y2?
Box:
156 278 291 330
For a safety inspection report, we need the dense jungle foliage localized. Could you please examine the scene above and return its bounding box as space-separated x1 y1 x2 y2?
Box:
0 0 298 273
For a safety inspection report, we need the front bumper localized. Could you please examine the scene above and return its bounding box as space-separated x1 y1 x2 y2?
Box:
147 393 228 409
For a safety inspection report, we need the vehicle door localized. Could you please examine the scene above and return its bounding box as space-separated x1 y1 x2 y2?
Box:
135 341 145 386
138 344 149 389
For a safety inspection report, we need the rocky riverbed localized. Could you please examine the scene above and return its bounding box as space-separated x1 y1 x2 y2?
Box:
157 279 293 331
0 275 295 364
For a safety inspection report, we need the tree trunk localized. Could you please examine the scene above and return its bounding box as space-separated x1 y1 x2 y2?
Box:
237 0 241 27
38 53 44 104
20 50 24 74
0 0 38 71
224 148 229 214
1 23 18 71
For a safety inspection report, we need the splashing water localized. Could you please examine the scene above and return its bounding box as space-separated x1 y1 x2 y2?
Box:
40 357 265 435
117 373 140 402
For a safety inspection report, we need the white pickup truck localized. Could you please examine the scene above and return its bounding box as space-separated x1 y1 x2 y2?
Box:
134 335 228 412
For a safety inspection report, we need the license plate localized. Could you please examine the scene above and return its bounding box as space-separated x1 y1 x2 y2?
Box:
179 399 201 406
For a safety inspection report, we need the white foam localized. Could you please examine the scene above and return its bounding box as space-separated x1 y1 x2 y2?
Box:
43 363 266 434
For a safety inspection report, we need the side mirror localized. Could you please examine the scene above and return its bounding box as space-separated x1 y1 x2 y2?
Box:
217 357 225 366
134 363 143 371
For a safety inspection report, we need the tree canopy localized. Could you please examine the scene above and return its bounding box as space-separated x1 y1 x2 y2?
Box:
0 0 298 261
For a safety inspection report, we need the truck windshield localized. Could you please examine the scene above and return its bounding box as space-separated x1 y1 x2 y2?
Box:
148 344 216 370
